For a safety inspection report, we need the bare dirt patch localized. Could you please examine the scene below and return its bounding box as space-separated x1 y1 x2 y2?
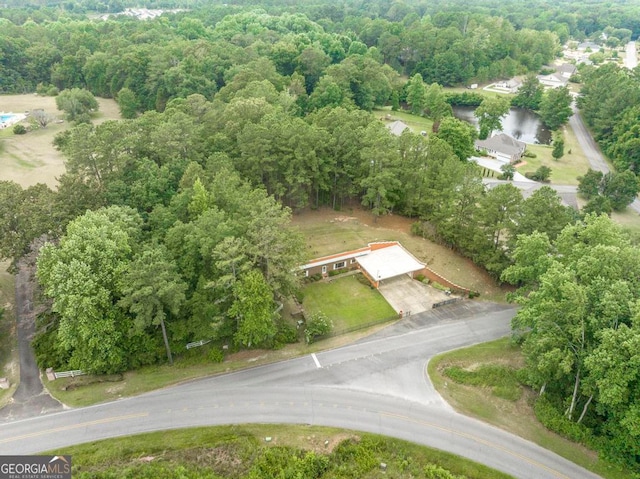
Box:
0 94 120 188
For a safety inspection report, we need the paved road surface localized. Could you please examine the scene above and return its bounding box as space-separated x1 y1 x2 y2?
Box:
0 303 602 479
0 261 62 422
569 102 640 214
625 41 638 69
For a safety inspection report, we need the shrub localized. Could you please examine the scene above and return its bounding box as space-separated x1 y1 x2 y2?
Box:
355 273 374 288
415 273 425 282
304 311 333 344
534 396 593 445
207 347 224 363
328 269 343 277
273 320 298 348
47 86 59 96
12 124 26 135
431 281 450 292
523 150 537 158
528 165 552 182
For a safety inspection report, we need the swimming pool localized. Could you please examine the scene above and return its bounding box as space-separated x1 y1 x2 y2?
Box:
0 114 17 123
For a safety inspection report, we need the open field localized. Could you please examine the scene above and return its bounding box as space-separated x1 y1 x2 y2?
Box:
302 275 397 331
291 206 508 302
428 338 631 479
53 425 513 479
373 106 434 133
0 94 120 188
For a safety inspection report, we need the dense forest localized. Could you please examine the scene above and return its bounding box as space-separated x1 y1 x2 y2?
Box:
1 0 640 472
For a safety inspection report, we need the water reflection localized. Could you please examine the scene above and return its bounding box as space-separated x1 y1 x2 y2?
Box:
452 106 552 145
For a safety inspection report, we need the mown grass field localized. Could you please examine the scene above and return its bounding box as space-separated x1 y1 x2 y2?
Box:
373 106 434 133
0 94 120 187
517 124 591 185
428 338 632 479
51 424 514 479
302 275 397 331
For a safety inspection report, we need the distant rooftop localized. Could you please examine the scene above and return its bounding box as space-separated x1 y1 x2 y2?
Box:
386 120 410 136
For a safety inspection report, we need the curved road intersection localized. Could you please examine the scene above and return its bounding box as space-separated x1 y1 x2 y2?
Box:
0 303 601 479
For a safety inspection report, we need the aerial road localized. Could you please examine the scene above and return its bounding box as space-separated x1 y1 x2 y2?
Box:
0 303 602 479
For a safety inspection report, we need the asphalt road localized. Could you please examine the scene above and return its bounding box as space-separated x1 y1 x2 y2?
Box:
569 101 640 214
625 41 638 70
0 303 602 479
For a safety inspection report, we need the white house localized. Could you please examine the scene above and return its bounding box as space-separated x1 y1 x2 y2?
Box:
474 132 526 164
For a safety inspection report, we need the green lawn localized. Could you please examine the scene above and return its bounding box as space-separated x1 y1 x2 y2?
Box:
428 338 632 479
517 140 590 185
302 275 397 332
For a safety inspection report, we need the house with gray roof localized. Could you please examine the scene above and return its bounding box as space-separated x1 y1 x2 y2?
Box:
386 120 410 136
474 133 526 164
537 63 577 88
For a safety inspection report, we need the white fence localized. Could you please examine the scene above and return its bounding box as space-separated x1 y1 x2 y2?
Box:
47 369 86 380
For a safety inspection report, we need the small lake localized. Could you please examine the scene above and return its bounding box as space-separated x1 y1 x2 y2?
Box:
452 106 552 145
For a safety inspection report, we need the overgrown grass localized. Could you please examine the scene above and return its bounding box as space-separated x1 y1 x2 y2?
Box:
428 338 632 479
0 262 18 408
611 208 640 240
302 275 397 331
49 424 514 479
443 364 522 401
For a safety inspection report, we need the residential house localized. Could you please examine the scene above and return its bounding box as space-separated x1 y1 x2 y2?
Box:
474 133 526 164
537 63 577 88
386 120 410 136
300 241 425 288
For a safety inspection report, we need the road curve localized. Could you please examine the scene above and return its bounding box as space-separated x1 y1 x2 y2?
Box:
0 304 602 479
569 103 640 214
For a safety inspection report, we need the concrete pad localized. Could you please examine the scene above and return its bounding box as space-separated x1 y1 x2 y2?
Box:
378 275 451 315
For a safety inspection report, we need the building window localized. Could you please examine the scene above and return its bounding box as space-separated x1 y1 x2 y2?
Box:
334 261 346 270
350 259 356 264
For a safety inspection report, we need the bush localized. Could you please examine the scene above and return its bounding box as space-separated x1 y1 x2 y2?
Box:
523 150 537 158
207 347 224 363
304 311 333 344
444 91 484 107
527 165 552 182
12 124 26 135
534 396 593 445
273 320 298 348
431 281 450 292
415 273 425 282
355 273 374 288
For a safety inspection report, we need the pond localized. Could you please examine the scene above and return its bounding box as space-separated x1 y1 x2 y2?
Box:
452 106 552 145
